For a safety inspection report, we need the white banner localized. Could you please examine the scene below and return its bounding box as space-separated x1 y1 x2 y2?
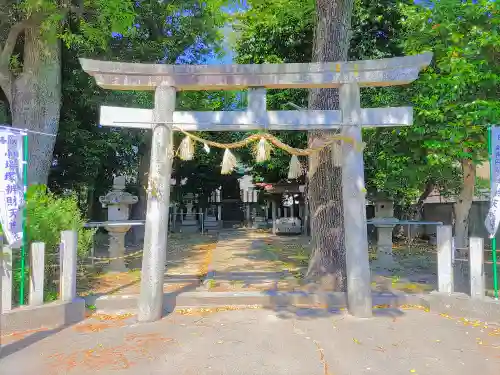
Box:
0 129 25 248
485 126 500 237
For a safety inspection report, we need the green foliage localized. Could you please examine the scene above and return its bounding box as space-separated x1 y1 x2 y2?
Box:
365 0 499 204
234 0 499 206
12 0 136 50
399 0 499 167
26 184 94 258
233 0 409 185
49 1 230 213
4 185 94 305
27 184 94 302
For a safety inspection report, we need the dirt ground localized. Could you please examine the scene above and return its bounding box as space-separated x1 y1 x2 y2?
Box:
77 229 445 299
77 233 217 297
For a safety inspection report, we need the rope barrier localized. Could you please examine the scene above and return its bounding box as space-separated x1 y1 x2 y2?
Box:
174 128 364 156
173 128 365 177
87 249 144 261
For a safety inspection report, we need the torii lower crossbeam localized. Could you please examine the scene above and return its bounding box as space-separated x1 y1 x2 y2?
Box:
99 105 413 131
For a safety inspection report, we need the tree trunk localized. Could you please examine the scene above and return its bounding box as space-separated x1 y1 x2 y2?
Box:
305 0 354 291
11 26 61 185
454 159 475 249
398 181 435 239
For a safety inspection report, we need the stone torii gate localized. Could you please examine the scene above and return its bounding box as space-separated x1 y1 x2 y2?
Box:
80 53 432 322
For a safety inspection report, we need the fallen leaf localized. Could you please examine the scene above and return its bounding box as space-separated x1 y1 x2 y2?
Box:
353 338 361 345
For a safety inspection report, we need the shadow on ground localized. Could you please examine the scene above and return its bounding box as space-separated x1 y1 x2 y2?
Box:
78 233 217 298
260 288 407 320
1 326 67 359
0 301 87 360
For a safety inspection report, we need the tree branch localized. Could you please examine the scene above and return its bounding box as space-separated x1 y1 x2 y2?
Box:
0 18 31 105
0 12 55 104
0 20 29 68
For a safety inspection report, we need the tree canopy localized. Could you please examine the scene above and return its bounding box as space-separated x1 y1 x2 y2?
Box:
233 0 499 210
1 0 497 231
0 0 229 185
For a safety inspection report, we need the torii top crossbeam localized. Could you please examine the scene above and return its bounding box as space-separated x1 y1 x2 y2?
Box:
79 52 432 91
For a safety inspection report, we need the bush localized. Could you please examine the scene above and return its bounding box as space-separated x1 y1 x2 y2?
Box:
26 185 93 258
2 185 95 304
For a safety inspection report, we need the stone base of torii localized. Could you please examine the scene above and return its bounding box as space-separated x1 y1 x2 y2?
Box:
80 52 432 322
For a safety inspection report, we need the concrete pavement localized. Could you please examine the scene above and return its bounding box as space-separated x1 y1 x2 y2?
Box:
1 306 499 375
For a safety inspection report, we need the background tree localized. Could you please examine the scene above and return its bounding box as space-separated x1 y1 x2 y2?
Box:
0 0 228 186
0 0 136 184
397 0 500 247
234 0 499 256
41 1 229 219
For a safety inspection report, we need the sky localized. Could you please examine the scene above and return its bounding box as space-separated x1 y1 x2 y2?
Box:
205 24 235 65
204 0 248 65
111 1 246 65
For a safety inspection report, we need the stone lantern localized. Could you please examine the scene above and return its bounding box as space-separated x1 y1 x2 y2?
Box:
99 176 138 272
372 199 399 269
180 192 198 233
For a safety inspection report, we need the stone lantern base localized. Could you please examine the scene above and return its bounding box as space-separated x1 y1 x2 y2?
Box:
371 219 400 272
105 225 131 273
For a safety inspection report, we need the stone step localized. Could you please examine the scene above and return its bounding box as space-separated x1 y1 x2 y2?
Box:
84 291 426 314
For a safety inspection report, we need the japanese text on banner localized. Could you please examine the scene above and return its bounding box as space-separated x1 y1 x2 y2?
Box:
0 129 24 247
485 126 500 237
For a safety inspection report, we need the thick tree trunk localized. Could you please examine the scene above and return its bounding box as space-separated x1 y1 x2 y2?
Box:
11 26 61 185
305 0 354 291
454 159 475 249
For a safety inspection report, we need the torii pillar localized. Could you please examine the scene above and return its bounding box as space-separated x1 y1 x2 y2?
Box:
80 53 432 322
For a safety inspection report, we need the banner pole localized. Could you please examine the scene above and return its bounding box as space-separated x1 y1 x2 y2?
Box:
19 132 28 305
488 126 499 299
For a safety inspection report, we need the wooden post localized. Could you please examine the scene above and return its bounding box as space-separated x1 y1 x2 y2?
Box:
299 204 304 234
138 85 176 322
172 204 177 230
60 231 78 302
305 201 310 236
1 245 12 312
437 225 454 294
469 237 485 299
272 200 277 234
246 196 251 227
29 242 45 306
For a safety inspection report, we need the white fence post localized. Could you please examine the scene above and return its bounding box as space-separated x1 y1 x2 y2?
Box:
29 242 45 306
469 237 485 299
437 225 454 294
1 245 12 312
60 230 78 302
